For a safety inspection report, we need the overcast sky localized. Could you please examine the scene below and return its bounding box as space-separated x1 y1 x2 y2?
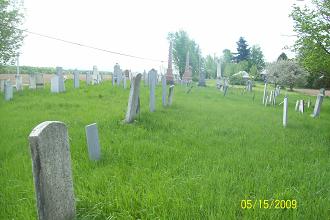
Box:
19 0 310 73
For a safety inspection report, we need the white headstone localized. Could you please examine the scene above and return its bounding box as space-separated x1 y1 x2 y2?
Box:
85 123 101 160
299 100 304 113
29 74 37 89
4 80 13 100
15 75 23 91
51 75 60 93
295 100 299 111
125 73 142 123
262 83 267 104
311 94 324 117
28 121 76 220
149 69 157 112
73 70 79 88
283 96 288 127
56 67 65 92
0 80 5 92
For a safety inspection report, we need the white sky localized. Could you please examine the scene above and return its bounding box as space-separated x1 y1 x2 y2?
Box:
19 0 311 73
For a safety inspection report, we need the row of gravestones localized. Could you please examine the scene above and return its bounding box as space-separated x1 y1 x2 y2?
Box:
1 74 45 100
27 70 175 219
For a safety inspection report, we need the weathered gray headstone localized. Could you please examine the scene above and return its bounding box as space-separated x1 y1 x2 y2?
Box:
56 67 65 92
283 96 288 127
198 69 206 87
113 63 120 86
149 69 157 112
161 75 167 106
311 94 324 117
4 80 13 100
73 70 79 88
86 72 92 85
85 123 101 160
123 76 127 89
0 79 5 92
223 85 228 96
262 83 267 104
299 100 304 113
28 121 76 220
15 75 23 91
125 73 142 123
51 75 60 93
295 100 299 111
168 85 174 106
29 74 37 89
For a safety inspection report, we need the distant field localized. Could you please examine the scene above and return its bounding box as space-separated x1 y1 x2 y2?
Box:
0 80 329 219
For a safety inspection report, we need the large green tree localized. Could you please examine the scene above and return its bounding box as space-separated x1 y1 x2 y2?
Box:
0 0 24 66
204 55 217 79
235 37 250 63
249 45 265 71
290 0 330 88
167 30 202 79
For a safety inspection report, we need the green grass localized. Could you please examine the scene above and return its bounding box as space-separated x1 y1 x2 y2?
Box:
0 79 329 219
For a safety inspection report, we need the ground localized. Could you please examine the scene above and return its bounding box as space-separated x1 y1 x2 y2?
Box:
0 79 329 219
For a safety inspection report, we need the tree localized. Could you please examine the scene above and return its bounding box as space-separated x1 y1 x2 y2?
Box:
222 49 233 63
266 60 308 90
167 30 202 79
249 45 265 71
235 37 250 63
204 55 217 79
0 0 24 66
277 52 288 61
290 0 330 88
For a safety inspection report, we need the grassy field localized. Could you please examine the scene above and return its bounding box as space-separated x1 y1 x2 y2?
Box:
0 79 329 219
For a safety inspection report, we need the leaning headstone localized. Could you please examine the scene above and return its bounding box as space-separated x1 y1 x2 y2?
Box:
262 83 267 104
51 75 60 93
125 73 142 123
283 96 288 127
299 100 304 113
168 85 174 106
28 121 76 220
29 74 37 89
149 69 157 112
4 80 13 100
311 94 324 117
0 80 5 92
85 123 101 160
73 70 79 88
161 75 167 106
295 100 299 111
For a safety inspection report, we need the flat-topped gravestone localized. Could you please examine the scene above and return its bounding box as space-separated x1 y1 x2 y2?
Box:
125 73 142 123
113 63 121 86
283 96 288 127
4 80 13 100
85 123 101 160
168 85 174 106
51 75 60 93
73 70 79 88
311 94 324 117
28 121 75 220
29 74 37 89
149 69 157 112
161 75 167 106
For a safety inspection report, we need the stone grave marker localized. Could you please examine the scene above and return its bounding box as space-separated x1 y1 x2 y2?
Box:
223 85 228 96
113 63 120 86
29 74 37 89
125 73 142 123
307 98 311 108
73 70 79 88
283 96 288 127
4 80 13 100
320 88 325 96
149 69 157 112
56 67 65 92
198 69 206 87
299 100 304 113
15 75 23 91
85 123 101 160
262 83 267 104
311 94 324 117
28 121 75 220
0 79 5 92
51 75 60 93
123 76 127 89
162 75 167 106
295 100 299 111
168 85 174 106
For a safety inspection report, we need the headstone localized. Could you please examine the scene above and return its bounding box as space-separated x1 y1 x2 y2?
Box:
262 83 267 104
4 80 13 100
51 75 60 93
117 69 122 86
269 91 273 104
86 72 92 85
166 42 174 85
216 61 222 78
73 70 79 88
311 94 324 117
28 121 76 220
299 100 304 113
149 69 157 112
29 74 37 89
0 80 5 92
15 75 23 91
320 88 325 96
283 96 288 127
183 51 193 84
168 85 174 106
161 75 167 106
223 85 228 96
123 76 127 89
36 74 45 88
295 100 299 111
198 69 206 87
56 67 65 92
307 98 311 108
113 63 120 86
92 65 99 85
85 123 101 160
125 73 142 123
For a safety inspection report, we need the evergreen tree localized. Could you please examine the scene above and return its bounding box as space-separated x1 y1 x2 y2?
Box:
235 37 250 63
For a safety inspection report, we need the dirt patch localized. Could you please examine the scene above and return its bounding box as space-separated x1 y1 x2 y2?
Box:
294 88 329 97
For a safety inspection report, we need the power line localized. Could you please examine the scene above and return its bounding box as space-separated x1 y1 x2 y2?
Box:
16 27 166 63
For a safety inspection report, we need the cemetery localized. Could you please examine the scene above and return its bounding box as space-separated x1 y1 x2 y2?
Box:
1 0 329 219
